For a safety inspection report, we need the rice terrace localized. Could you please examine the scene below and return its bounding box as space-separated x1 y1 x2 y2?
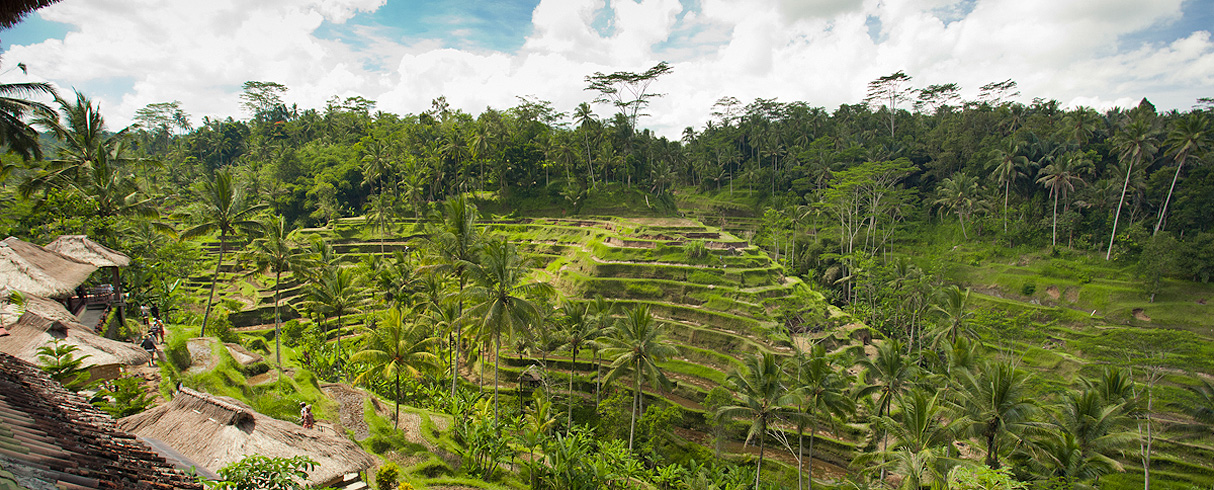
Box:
0 1 1212 489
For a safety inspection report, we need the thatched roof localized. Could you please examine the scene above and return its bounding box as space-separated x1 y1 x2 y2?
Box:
118 388 376 487
0 293 150 368
45 235 131 268
0 236 97 298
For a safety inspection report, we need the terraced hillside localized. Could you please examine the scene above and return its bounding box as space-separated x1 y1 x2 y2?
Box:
184 213 867 474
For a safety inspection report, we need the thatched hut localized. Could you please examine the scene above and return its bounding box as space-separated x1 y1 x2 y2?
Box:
45 234 132 331
44 235 132 268
0 236 97 299
118 387 377 488
0 293 150 381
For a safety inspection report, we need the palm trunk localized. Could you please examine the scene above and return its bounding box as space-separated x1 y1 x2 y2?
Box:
1107 160 1134 260
797 417 805 490
200 231 226 337
452 276 465 398
1154 158 1185 235
568 346 577 432
274 270 282 374
394 370 401 429
1003 180 1009 233
808 418 819 490
756 419 766 488
494 330 501 428
1051 190 1059 247
629 363 640 451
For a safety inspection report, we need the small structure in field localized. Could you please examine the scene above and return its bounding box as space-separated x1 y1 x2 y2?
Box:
0 292 149 381
118 387 376 488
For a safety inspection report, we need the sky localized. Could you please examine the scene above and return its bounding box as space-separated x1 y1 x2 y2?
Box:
0 0 1211 139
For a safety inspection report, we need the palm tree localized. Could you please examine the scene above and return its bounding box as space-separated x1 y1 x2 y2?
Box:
988 146 1027 233
1156 114 1210 235
1107 120 1157 259
601 305 677 451
425 196 482 398
0 74 56 160
789 343 855 490
930 285 973 347
304 267 366 357
466 238 554 425
1022 389 1135 489
856 339 917 480
953 360 1038 468
181 169 267 337
556 301 603 432
574 102 598 188
716 351 798 488
1036 154 1089 247
932 173 983 240
350 307 439 428
246 215 304 370
858 389 966 490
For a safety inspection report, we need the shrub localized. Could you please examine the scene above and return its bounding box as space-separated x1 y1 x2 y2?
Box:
207 309 240 343
282 320 304 347
246 337 269 352
165 335 192 371
1021 282 1036 296
684 240 709 260
375 463 400 490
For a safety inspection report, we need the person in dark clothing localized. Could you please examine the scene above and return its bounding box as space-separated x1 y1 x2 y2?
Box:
140 336 157 367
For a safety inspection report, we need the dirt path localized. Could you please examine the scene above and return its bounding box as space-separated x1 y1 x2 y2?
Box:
322 383 371 440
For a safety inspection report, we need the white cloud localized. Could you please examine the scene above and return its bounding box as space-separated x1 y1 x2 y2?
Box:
0 0 1209 138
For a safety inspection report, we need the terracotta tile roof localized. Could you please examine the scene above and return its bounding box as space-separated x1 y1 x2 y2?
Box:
0 352 203 490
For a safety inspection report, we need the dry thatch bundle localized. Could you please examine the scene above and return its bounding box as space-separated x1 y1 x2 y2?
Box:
44 235 131 268
0 293 150 371
0 236 97 298
118 388 376 487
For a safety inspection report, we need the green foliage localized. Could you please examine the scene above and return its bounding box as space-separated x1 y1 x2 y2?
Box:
165 334 192 371
948 465 1026 490
214 455 316 490
375 462 400 490
281 319 305 346
93 376 157 418
683 239 709 260
207 308 240 343
35 338 93 390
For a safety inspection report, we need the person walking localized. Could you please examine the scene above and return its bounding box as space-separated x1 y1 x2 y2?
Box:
140 335 157 367
299 402 315 429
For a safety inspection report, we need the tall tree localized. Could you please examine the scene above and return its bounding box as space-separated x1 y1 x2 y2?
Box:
350 307 439 429
601 305 677 451
0 72 56 160
303 267 366 358
789 343 855 490
988 146 1027 233
1155 114 1210 235
864 71 915 137
246 215 304 371
953 360 1038 469
1107 120 1157 259
467 238 554 426
932 174 983 240
424 196 482 397
716 351 798 489
182 169 267 337
1036 153 1089 247
556 301 603 432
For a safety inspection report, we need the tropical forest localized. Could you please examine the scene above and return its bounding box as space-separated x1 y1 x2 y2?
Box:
2 51 1214 490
